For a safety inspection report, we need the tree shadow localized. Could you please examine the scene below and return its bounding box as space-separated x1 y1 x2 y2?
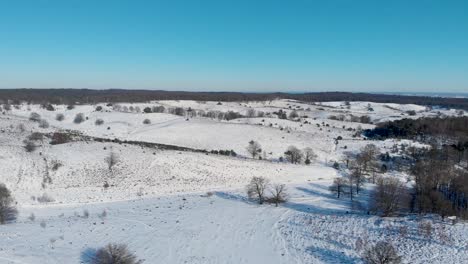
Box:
214 191 255 205
306 245 360 263
80 247 97 264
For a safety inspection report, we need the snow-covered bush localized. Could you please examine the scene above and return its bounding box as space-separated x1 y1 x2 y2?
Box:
56 113 65 121
91 243 142 264
38 119 49 128
24 140 37 152
95 118 104 126
29 112 41 122
37 193 54 203
143 119 151 124
73 113 85 124
362 241 401 264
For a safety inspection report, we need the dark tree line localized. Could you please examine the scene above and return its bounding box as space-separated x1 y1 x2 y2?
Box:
1 89 467 110
409 148 468 219
364 116 468 142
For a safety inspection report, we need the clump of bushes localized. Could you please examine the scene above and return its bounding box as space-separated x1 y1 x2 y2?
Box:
37 193 54 203
362 241 401 264
24 140 37 152
39 119 49 128
143 119 151 124
73 113 85 124
56 113 65 121
246 177 288 206
49 132 72 145
90 243 142 264
29 112 41 122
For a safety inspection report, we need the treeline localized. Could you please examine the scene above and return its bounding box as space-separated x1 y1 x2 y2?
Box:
409 147 468 219
362 116 468 219
1 89 467 110
364 116 468 142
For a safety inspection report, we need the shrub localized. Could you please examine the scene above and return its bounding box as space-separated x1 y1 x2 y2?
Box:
67 104 75 110
50 160 62 171
143 107 152 113
91 243 142 264
45 104 55 111
24 140 37 152
95 119 104 126
96 106 103 111
29 112 41 122
0 183 18 224
37 193 54 203
105 152 119 171
38 119 49 128
56 113 65 121
28 132 44 141
332 161 340 169
50 132 72 145
152 106 165 113
362 241 401 264
143 119 151 124
73 113 85 124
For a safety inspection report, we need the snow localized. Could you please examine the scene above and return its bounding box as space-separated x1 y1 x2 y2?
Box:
0 99 466 263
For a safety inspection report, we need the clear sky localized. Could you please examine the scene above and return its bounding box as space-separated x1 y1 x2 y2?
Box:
1 0 467 93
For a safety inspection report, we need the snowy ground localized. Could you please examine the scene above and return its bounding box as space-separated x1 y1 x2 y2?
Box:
0 99 467 263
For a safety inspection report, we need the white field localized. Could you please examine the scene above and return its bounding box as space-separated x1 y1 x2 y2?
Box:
0 99 466 263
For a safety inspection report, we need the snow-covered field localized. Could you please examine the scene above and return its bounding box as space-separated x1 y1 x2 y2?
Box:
0 99 466 263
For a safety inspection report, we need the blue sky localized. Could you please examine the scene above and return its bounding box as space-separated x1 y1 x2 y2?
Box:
0 0 467 93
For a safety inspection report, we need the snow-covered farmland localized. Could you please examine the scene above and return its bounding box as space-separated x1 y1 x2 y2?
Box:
0 99 466 263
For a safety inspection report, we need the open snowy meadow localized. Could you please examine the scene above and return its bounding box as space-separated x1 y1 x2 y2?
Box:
0 99 466 263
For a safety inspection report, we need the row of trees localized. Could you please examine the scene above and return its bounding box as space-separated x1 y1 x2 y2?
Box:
246 141 317 164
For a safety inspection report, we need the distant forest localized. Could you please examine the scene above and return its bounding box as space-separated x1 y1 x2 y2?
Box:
364 116 468 142
0 89 467 110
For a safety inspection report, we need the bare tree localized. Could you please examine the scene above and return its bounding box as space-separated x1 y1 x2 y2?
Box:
362 241 401 264
246 140 262 159
370 177 407 216
303 147 317 164
329 177 347 198
360 144 381 172
105 151 119 172
284 145 303 164
267 184 288 206
350 166 365 194
246 108 256 118
91 243 142 264
0 183 18 224
246 177 269 204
